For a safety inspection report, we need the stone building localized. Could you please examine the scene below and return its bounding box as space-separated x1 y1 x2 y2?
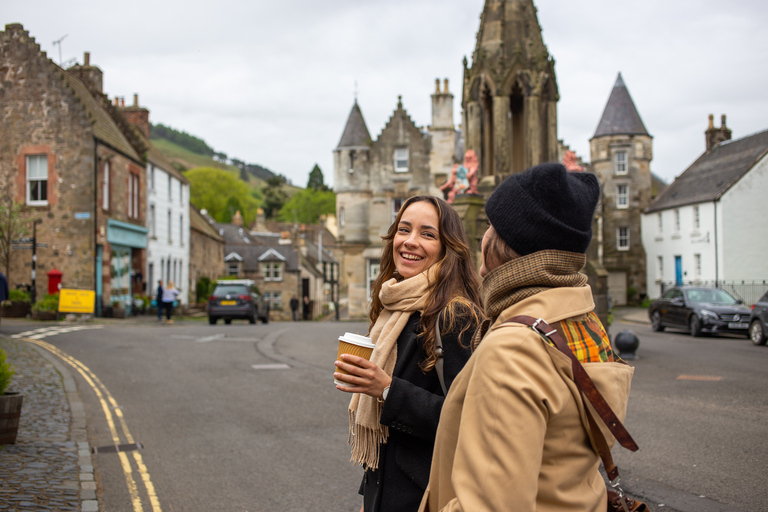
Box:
334 86 460 318
0 24 149 315
590 73 655 305
188 206 224 303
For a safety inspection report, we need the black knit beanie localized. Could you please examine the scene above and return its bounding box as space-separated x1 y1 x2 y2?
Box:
485 163 600 256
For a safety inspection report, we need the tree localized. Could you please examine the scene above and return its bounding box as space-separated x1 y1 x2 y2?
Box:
0 199 29 278
278 188 336 225
184 167 260 225
307 164 329 191
261 176 288 219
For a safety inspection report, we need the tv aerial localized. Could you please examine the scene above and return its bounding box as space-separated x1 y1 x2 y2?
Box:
52 34 68 65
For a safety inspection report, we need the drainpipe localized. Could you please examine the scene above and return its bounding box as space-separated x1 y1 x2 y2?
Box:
713 200 719 287
94 142 99 315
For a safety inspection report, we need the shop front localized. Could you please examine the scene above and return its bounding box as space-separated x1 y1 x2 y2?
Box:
100 219 148 317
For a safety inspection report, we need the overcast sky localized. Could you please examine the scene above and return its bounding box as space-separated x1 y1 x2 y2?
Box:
5 0 768 187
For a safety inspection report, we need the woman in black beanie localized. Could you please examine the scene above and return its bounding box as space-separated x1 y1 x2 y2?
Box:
419 163 636 511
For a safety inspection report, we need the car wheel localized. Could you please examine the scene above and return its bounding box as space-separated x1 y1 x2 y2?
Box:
261 308 270 324
248 313 256 324
749 319 767 346
208 316 217 325
651 311 664 332
689 315 702 337
224 318 232 325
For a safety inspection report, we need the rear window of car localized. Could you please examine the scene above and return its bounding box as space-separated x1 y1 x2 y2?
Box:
213 285 248 296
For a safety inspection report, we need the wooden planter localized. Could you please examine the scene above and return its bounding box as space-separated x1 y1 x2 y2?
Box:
1 302 31 318
31 310 57 321
0 392 24 445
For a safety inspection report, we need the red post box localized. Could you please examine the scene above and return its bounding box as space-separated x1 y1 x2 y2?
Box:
48 267 62 295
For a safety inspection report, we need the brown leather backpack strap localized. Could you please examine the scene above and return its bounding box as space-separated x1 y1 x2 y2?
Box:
505 315 638 453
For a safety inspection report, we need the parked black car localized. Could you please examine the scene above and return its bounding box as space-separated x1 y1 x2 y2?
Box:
749 290 768 345
648 286 751 337
207 280 269 325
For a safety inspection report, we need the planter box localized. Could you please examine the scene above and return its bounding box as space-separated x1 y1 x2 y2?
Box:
0 392 24 445
31 310 57 321
112 307 126 319
1 302 31 318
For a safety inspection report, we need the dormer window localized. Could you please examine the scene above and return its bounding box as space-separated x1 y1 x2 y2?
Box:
394 148 409 173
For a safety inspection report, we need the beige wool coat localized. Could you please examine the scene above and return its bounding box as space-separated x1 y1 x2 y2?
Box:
419 286 634 512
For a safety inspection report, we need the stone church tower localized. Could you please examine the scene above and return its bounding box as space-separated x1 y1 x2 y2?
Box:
590 73 653 305
462 0 559 184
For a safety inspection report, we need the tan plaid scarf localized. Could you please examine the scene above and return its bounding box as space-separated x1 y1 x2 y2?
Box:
472 250 587 348
347 266 437 469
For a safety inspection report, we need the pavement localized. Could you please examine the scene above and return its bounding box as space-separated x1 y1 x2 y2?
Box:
0 307 650 511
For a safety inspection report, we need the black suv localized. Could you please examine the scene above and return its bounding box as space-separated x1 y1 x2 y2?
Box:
749 291 768 346
207 280 269 325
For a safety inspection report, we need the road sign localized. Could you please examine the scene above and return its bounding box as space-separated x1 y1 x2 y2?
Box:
12 237 34 244
59 289 96 314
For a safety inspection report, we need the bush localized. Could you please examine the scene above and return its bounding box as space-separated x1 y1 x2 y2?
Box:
8 289 30 303
0 349 15 394
32 293 59 313
195 277 214 303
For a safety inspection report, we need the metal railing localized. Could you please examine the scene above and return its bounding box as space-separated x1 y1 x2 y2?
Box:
660 280 768 306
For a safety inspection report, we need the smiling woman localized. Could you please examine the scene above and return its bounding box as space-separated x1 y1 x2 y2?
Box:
333 195 483 512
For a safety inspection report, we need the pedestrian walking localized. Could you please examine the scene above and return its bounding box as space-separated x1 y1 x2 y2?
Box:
418 163 635 512
0 271 9 326
334 195 483 512
156 280 164 321
161 281 180 324
290 295 299 321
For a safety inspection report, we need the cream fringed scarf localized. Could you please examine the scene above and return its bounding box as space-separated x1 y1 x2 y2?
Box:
348 267 437 469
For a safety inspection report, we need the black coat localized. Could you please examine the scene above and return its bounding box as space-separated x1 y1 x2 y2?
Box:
359 307 477 512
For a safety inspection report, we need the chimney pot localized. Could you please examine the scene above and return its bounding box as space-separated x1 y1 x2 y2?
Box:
435 79 440 94
721 114 727 128
121 98 125 108
708 114 714 129
114 97 119 106
443 78 449 93
133 93 139 107
84 52 90 66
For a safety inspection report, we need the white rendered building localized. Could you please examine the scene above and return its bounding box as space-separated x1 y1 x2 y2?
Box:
145 146 191 304
642 119 768 300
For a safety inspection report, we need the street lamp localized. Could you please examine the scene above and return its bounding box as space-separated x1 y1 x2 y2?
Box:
322 260 339 320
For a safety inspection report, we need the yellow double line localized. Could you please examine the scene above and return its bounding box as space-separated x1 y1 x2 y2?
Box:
27 339 162 512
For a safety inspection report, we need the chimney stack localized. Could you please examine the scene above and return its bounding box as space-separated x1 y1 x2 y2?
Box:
705 113 732 151
67 51 103 94
118 93 151 138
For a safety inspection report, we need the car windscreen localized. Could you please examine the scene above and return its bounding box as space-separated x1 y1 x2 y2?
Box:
213 285 248 296
688 288 738 305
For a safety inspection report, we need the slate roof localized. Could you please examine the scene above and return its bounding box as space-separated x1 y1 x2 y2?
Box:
222 243 300 273
336 101 372 149
592 73 650 139
189 205 223 241
645 128 768 213
61 70 145 162
147 141 189 184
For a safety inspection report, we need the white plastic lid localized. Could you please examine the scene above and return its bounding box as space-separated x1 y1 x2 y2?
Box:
338 332 374 348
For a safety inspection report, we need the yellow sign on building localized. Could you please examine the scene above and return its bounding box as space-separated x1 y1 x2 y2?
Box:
58 289 96 314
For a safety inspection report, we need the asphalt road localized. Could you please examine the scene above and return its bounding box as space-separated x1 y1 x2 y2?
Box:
3 316 766 511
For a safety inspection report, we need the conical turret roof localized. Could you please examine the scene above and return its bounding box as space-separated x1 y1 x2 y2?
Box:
336 101 372 149
592 73 650 138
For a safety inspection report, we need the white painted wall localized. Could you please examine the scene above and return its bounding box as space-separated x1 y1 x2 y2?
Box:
641 202 716 299
146 163 190 304
720 153 768 280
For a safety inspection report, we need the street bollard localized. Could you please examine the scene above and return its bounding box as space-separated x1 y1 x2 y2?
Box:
613 329 640 360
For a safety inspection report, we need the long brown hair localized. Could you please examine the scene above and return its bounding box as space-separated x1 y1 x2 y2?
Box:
369 195 483 371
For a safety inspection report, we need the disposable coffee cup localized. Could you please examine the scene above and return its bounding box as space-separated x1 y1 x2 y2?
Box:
335 332 375 386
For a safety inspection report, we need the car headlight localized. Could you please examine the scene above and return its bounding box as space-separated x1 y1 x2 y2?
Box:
701 309 719 322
